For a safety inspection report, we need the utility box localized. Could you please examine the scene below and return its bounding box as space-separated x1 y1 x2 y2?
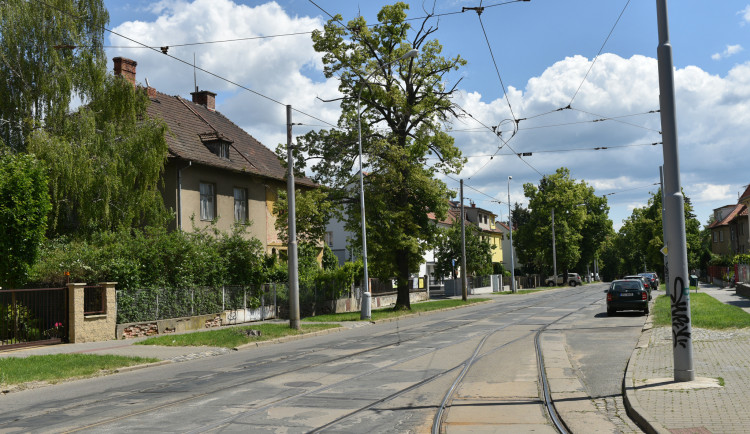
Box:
689 275 698 289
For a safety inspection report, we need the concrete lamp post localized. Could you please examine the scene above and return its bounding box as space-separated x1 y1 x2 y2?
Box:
507 176 516 293
357 48 418 320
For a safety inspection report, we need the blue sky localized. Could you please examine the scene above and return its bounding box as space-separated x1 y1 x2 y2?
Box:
103 0 750 230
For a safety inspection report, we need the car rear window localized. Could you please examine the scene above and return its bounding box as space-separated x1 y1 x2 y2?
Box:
612 282 640 291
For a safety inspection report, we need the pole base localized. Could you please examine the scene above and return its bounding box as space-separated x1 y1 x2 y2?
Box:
361 292 372 320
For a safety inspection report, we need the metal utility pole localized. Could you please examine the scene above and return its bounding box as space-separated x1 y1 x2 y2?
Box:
286 105 300 330
660 165 670 296
507 176 516 293
460 179 468 301
656 0 694 382
551 208 558 282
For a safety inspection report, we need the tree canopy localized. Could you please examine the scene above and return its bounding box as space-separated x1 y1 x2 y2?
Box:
513 168 611 275
0 151 51 288
598 188 703 280
434 220 494 280
285 3 466 309
0 0 109 152
27 75 169 236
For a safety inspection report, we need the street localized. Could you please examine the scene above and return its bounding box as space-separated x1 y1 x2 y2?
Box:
0 284 648 433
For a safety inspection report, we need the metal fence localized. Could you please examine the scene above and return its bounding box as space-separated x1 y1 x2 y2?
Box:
116 285 279 324
1 287 68 350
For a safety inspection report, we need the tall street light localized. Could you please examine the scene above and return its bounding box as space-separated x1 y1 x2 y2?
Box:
507 176 516 293
357 48 418 319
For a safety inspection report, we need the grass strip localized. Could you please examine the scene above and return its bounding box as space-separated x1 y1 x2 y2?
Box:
136 323 340 348
0 354 159 386
652 293 750 329
302 298 491 322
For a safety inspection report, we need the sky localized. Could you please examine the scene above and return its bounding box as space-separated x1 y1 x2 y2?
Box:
102 0 750 231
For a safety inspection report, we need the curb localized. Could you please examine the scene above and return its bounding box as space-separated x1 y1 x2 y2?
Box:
115 359 173 373
622 301 671 434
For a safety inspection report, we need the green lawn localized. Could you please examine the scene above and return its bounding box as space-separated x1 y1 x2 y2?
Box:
0 354 159 386
652 293 750 329
136 323 340 348
302 298 491 322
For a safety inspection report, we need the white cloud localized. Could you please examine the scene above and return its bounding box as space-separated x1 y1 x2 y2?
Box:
687 184 734 204
445 54 750 231
108 0 338 148
711 44 744 60
739 5 750 25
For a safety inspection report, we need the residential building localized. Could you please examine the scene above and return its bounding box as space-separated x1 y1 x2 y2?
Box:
708 184 750 256
495 221 517 270
113 57 315 255
451 201 504 265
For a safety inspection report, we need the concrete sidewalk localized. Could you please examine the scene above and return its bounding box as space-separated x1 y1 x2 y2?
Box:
624 282 750 434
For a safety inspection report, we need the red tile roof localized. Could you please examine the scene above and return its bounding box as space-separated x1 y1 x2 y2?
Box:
147 89 315 187
708 204 746 228
740 184 750 202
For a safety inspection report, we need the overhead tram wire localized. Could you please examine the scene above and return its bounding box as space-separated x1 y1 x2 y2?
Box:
567 0 631 107
444 173 505 205
601 182 659 197
454 104 544 178
98 31 316 51
425 140 662 161
36 0 339 130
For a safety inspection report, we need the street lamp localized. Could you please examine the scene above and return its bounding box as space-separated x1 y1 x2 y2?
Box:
357 48 418 319
507 176 516 293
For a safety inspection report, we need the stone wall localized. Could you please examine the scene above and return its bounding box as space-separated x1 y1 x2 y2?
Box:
736 282 750 298
67 282 118 343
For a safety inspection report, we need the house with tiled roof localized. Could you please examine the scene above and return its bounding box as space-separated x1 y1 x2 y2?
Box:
113 57 314 255
448 201 504 265
708 184 750 256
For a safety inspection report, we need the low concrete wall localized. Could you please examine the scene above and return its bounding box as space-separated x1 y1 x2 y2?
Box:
737 282 750 298
117 305 276 339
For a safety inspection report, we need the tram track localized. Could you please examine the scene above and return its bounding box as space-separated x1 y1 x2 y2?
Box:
3 286 605 433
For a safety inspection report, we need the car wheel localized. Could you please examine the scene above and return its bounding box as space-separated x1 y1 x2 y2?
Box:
643 305 650 315
569 281 576 287
607 308 615 316
547 281 555 287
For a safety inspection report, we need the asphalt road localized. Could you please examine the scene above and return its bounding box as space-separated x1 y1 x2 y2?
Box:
0 284 648 433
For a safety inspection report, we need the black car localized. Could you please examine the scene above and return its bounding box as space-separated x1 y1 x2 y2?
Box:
607 279 649 316
623 275 652 300
641 272 660 289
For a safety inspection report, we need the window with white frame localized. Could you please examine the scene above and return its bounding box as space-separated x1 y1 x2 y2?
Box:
713 231 718 243
200 182 215 221
720 231 724 242
234 187 247 223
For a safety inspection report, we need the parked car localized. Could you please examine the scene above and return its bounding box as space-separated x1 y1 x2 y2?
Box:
639 272 659 290
607 279 649 316
623 275 652 300
545 273 583 287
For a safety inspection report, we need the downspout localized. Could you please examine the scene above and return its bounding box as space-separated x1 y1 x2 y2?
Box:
177 161 192 230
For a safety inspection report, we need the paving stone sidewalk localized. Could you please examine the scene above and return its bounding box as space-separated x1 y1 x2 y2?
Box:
624 283 750 434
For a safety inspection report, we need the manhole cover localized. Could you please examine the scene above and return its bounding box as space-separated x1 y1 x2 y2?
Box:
284 381 322 388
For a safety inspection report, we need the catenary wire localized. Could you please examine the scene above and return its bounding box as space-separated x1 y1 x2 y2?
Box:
567 0 631 106
35 0 340 130
601 182 659 196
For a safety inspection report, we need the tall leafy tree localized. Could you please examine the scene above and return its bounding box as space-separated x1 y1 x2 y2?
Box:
434 220 494 279
514 168 611 276
0 0 109 151
0 150 51 288
599 188 702 279
287 3 465 309
27 75 169 235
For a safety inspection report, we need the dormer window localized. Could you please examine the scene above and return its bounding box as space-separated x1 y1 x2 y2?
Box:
199 132 232 160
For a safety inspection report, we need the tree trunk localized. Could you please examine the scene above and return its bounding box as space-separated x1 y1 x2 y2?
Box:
395 248 411 309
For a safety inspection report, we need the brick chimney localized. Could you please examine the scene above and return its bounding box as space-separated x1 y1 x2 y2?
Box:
191 90 216 111
113 57 137 87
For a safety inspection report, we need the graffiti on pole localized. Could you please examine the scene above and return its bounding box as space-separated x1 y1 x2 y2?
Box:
670 276 691 348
